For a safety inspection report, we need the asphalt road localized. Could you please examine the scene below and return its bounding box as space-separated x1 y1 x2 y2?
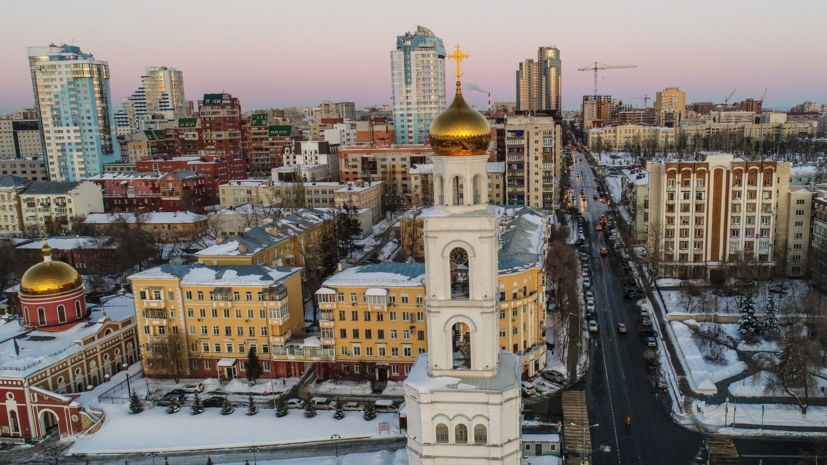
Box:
570 152 704 464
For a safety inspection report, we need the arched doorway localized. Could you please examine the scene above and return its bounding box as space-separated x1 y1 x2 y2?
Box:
39 410 60 437
452 322 471 369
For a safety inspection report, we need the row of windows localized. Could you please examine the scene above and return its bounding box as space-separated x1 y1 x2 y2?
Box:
435 424 487 444
23 301 83 326
337 328 425 341
341 345 423 358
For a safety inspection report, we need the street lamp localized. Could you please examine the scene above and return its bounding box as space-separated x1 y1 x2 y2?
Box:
569 422 599 460
146 452 158 465
249 446 259 465
122 362 131 396
331 434 342 457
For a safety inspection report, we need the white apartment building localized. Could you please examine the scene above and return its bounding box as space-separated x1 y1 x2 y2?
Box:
322 123 356 146
120 66 188 133
391 26 446 145
0 175 30 237
283 142 340 181
18 181 104 234
27 44 120 181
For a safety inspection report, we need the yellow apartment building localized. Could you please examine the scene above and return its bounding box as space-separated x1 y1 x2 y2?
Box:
129 263 313 380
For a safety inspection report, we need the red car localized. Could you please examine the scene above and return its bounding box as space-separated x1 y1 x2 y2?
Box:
600 248 609 255
596 225 603 232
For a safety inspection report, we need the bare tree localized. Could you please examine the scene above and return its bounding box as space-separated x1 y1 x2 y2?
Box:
764 329 822 415
632 219 665 298
144 331 188 383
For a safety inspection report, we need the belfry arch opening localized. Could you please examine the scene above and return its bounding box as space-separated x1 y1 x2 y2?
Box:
452 322 471 369
449 247 469 299
472 174 484 205
451 175 464 206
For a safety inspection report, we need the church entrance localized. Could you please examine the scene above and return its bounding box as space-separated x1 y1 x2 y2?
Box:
452 322 471 369
38 410 59 438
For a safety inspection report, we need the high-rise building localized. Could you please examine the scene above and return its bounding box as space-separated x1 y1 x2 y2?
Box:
516 59 540 112
337 101 356 121
391 26 446 145
654 87 686 127
199 93 243 158
538 46 562 112
27 44 120 181
581 95 612 129
121 66 188 133
497 116 562 209
517 47 562 114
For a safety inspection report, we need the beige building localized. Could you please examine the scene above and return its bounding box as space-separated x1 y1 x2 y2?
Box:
0 158 49 182
618 167 649 240
587 125 676 151
0 175 30 236
0 120 42 159
272 164 330 182
581 95 612 130
339 145 433 196
283 141 340 181
646 154 808 280
500 116 562 209
654 87 686 126
19 181 104 234
516 59 540 113
410 162 506 206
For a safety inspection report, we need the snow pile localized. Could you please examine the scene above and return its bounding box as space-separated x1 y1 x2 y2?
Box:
383 381 406 396
377 241 400 263
69 405 400 454
307 380 372 396
671 321 747 394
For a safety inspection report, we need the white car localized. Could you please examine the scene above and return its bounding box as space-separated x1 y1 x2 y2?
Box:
341 402 363 411
521 382 537 396
585 290 594 300
582 277 591 288
183 383 204 393
586 301 595 312
286 398 305 409
588 320 599 332
310 397 334 410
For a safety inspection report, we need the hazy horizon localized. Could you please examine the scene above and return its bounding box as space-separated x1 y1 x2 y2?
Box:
2 0 825 115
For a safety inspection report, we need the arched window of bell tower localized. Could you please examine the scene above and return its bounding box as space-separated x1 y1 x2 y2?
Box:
472 174 485 205
434 175 444 206
448 247 469 299
451 321 471 369
450 175 465 206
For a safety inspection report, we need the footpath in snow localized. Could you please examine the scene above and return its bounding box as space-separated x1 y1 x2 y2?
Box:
223 450 408 465
70 404 401 455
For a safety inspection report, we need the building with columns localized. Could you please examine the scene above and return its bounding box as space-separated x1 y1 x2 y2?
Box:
404 60 523 464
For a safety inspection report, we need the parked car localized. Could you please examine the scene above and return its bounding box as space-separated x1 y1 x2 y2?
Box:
158 390 185 406
183 383 204 393
647 336 657 347
583 277 591 288
585 291 594 300
203 396 227 408
586 301 595 312
581 253 589 262
617 323 627 333
310 397 334 410
541 370 566 384
341 402 363 411
375 399 397 412
640 309 649 317
641 328 659 338
626 291 644 300
642 316 652 326
588 320 599 332
646 363 659 374
656 376 668 389
285 398 305 409
579 245 589 253
521 382 537 396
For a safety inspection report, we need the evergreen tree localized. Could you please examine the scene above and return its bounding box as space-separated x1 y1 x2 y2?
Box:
206 458 214 465
275 398 288 417
165 398 180 414
191 391 204 415
333 402 345 420
221 397 235 415
763 293 780 335
738 293 762 337
337 202 364 258
246 347 263 384
246 394 258 416
129 392 144 414
363 402 376 420
304 400 317 418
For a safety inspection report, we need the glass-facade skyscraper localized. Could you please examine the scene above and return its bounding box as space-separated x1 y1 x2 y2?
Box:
391 26 446 145
28 44 120 181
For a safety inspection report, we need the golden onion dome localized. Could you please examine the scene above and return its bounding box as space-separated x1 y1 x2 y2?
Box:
20 241 83 296
429 82 491 156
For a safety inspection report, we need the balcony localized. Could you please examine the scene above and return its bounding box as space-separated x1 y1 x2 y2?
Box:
142 309 168 319
272 346 334 359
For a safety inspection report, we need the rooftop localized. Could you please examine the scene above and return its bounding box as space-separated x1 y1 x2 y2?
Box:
84 211 207 225
0 175 31 189
17 236 115 250
21 181 81 195
404 352 521 393
129 264 301 287
322 263 426 288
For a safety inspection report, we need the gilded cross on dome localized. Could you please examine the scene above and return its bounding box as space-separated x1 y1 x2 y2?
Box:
446 44 469 79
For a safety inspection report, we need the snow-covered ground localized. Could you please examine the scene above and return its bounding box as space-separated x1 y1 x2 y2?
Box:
70 404 401 454
306 380 373 396
376 240 400 263
594 152 637 167
671 321 747 394
660 279 810 315
605 176 623 203
695 400 827 429
383 381 405 396
224 449 408 465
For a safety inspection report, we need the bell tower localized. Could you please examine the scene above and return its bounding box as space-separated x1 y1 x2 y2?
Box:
405 45 522 465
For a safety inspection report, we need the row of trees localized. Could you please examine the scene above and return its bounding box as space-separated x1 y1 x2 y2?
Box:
543 224 580 368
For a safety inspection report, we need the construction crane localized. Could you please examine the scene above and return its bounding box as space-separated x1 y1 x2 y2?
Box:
465 83 490 113
578 62 637 97
631 96 651 108
724 89 736 106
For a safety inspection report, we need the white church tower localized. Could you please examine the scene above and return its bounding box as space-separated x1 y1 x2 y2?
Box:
404 45 523 465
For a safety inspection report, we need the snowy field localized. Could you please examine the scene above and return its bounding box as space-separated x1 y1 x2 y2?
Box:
659 279 810 315
696 401 827 429
70 404 401 454
671 321 747 393
306 380 372 396
224 450 408 465
594 152 637 167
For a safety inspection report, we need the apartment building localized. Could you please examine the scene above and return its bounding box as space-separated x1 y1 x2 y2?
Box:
339 145 432 195
135 153 247 189
121 66 188 133
654 87 686 127
84 211 208 242
199 93 243 158
619 167 650 240
581 95 612 129
516 59 540 113
0 158 48 181
242 114 292 175
319 206 549 381
516 47 562 114
283 142 340 181
0 175 30 236
586 125 676 151
646 154 807 280
498 117 562 209
129 264 308 379
409 162 506 206
86 170 214 213
272 164 330 182
355 120 395 145
18 181 104 234
0 120 42 159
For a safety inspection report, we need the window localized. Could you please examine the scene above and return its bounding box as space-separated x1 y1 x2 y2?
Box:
455 424 468 443
57 305 66 323
390 312 397 321
351 311 358 321
352 329 360 339
436 424 449 443
364 311 371 321
75 301 82 318
392 347 399 357
474 425 487 444
390 330 398 339
378 345 386 356
339 328 347 338
37 307 46 325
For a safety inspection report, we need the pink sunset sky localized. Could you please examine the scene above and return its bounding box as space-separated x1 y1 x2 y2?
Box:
1 0 825 114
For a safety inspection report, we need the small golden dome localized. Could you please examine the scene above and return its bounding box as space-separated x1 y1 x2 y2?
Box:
429 82 491 156
20 244 83 296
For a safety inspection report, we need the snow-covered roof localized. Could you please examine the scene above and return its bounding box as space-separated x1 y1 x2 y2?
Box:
129 264 301 287
335 181 382 192
84 211 207 224
522 433 560 442
405 352 520 393
621 167 649 186
323 263 426 288
791 165 817 175
497 206 549 273
0 293 136 378
409 162 504 175
17 237 116 250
